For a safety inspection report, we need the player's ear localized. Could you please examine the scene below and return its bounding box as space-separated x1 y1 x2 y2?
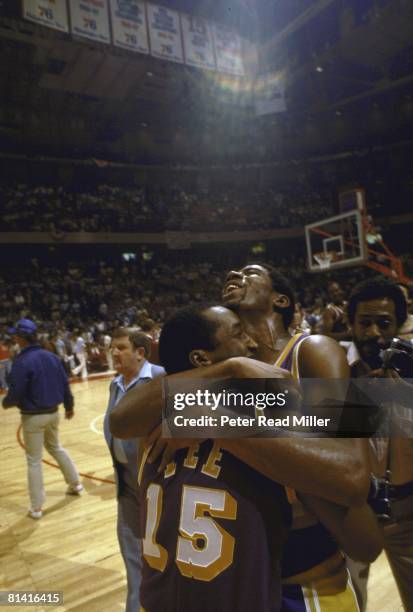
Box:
189 349 212 368
273 293 290 310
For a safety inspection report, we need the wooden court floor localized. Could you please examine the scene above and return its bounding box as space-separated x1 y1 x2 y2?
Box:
0 379 404 611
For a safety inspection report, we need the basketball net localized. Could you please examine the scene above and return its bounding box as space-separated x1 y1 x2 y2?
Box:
313 252 334 270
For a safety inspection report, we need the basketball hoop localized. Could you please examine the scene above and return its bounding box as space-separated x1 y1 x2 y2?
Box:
313 251 335 270
305 210 366 273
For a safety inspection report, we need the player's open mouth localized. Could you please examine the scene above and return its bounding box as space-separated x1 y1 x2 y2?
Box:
222 283 243 298
222 281 245 298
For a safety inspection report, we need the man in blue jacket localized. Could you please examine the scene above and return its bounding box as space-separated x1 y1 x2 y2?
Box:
103 327 164 612
3 319 83 519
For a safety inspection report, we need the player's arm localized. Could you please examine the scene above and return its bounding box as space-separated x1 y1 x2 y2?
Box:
298 494 383 563
221 436 369 507
300 334 370 503
110 357 293 438
222 336 370 506
298 334 376 441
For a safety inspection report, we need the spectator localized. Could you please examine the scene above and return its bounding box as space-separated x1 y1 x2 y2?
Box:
2 319 83 519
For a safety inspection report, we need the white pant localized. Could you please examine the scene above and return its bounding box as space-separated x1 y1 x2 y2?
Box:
21 412 79 509
72 352 88 380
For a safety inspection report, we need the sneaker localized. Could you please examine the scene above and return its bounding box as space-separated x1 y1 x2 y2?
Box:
66 483 84 495
28 508 43 519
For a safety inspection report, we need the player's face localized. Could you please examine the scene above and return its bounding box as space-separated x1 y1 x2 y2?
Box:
14 335 26 348
111 336 143 375
204 307 257 362
222 265 274 312
352 298 398 367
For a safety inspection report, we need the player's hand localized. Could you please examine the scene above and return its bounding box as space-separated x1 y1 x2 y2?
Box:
157 439 195 473
145 425 195 473
65 409 74 419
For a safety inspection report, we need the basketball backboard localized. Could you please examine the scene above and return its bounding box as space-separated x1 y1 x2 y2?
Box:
305 210 367 273
338 188 366 214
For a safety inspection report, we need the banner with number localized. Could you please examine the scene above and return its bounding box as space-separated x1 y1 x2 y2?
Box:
211 22 244 76
147 3 183 63
110 0 149 53
23 0 69 32
69 0 111 44
181 13 215 71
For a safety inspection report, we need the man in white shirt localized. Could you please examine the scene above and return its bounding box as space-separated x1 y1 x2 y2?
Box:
345 276 413 611
71 331 88 381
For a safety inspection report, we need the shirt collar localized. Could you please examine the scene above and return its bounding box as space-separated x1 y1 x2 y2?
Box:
113 360 153 392
19 344 41 354
346 342 361 367
346 341 373 377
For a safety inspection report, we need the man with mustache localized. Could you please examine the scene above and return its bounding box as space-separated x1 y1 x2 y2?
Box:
347 278 407 376
345 277 413 611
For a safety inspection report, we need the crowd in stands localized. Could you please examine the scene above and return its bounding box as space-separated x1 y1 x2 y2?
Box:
0 182 337 233
2 145 413 234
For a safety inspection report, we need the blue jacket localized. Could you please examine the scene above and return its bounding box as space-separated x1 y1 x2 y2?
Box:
3 345 74 414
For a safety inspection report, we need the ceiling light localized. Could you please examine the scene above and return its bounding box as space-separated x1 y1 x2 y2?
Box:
316 66 323 73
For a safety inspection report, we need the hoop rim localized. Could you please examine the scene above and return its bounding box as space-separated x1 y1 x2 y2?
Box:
313 251 334 270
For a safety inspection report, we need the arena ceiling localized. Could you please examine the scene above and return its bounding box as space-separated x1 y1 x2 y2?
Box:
0 0 412 163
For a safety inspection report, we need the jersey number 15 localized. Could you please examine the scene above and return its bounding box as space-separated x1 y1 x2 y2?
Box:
143 483 237 581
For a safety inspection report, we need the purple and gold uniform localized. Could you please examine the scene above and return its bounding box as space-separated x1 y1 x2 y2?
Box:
276 334 360 612
139 439 292 612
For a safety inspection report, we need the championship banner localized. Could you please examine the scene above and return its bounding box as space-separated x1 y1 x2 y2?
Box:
211 22 244 77
147 3 183 64
22 0 69 32
69 0 111 44
181 13 215 71
109 0 149 54
255 73 287 116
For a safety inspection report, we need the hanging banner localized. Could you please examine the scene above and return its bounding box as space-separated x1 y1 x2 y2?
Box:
181 13 215 71
147 3 183 63
69 0 111 44
211 22 244 76
255 73 287 116
109 0 149 54
22 0 69 32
